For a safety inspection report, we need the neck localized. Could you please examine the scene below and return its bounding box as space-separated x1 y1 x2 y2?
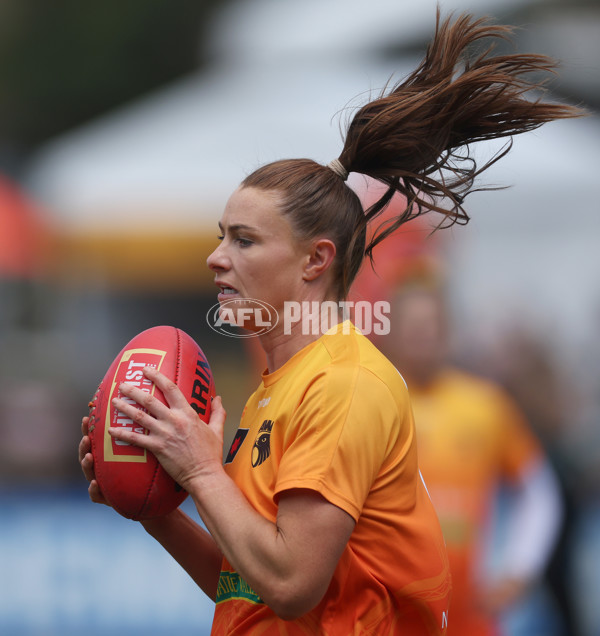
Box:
259 299 346 372
261 324 321 373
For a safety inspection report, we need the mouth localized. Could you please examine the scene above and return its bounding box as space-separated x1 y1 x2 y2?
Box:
216 282 239 301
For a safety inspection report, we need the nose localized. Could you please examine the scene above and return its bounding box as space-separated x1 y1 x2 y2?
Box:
207 241 229 272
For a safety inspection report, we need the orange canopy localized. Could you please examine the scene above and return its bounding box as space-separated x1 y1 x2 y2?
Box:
0 175 52 279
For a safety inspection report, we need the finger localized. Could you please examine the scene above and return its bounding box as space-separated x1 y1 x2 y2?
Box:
112 395 162 433
81 451 96 483
108 424 154 451
208 395 226 439
88 479 109 506
82 416 90 436
143 366 189 410
117 382 171 421
78 434 91 463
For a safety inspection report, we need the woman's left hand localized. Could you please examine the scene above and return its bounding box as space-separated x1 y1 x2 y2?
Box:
109 366 226 491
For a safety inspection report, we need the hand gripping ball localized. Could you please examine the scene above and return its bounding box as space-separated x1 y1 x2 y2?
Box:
87 326 215 520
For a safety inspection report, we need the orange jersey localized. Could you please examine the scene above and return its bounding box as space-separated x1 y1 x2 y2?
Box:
409 368 542 636
212 322 451 635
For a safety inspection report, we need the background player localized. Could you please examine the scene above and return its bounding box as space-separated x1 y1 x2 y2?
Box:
382 272 564 635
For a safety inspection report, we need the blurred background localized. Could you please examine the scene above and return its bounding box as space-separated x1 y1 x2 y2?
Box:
0 0 598 634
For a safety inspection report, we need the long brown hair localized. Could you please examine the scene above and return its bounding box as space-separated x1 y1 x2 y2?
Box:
242 11 582 299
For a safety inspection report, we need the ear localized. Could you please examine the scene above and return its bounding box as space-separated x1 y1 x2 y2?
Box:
302 238 337 282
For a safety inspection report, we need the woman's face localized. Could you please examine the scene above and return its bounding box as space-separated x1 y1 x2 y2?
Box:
388 289 448 383
206 187 310 330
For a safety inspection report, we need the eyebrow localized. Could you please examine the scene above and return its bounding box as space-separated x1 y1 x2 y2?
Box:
218 222 258 233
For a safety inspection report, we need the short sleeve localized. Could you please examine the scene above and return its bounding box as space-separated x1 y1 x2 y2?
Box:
273 364 404 521
495 390 542 482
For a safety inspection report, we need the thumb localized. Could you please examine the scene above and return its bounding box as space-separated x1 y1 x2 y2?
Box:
207 395 226 439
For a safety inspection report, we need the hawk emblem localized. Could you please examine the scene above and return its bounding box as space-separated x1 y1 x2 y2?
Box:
251 419 274 468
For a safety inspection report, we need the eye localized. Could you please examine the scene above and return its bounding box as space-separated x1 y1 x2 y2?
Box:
216 234 224 241
236 237 253 247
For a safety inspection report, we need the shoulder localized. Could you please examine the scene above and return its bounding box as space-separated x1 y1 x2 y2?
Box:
438 367 535 438
319 324 405 380
439 367 513 402
309 328 411 422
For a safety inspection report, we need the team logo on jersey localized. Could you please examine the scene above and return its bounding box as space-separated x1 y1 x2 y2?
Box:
257 397 271 409
251 419 274 468
225 428 249 464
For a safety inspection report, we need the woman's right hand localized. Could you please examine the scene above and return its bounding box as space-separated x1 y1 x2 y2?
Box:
79 415 110 506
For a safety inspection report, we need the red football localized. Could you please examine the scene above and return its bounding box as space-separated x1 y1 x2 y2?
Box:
87 326 215 520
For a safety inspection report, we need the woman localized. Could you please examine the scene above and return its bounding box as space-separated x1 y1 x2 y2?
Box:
382 275 564 635
79 12 579 635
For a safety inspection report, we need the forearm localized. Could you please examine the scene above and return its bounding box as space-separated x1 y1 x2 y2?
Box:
187 469 339 619
106 389 348 618
501 459 563 582
188 470 295 606
141 507 223 601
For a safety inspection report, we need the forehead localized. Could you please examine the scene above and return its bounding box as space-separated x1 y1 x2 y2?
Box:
220 187 285 229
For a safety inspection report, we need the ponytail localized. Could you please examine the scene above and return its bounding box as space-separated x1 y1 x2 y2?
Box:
242 10 583 300
336 10 583 261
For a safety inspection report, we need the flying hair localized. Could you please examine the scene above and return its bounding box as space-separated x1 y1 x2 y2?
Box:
242 10 584 299
335 9 584 262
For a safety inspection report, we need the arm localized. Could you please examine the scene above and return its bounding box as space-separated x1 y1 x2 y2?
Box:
501 458 563 582
78 416 223 601
110 368 355 620
481 458 563 613
141 509 223 601
192 479 355 619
